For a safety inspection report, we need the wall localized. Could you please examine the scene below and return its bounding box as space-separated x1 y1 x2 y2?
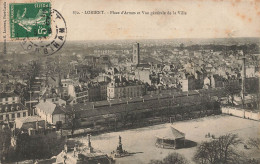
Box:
0 109 28 121
221 106 260 121
22 120 45 130
68 85 76 97
181 79 188 92
135 69 151 85
107 84 143 100
0 96 20 105
53 114 66 124
35 107 53 124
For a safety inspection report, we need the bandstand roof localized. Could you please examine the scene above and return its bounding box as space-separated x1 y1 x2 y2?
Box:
156 126 185 140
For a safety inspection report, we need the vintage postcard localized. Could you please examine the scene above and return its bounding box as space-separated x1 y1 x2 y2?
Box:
0 0 259 163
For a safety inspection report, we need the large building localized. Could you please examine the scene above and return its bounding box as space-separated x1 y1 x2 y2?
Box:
0 92 20 105
107 79 143 100
35 101 67 125
134 69 152 85
68 85 89 104
88 82 108 102
0 92 28 122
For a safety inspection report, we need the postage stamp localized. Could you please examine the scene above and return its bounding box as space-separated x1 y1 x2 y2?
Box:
9 2 51 38
20 9 67 56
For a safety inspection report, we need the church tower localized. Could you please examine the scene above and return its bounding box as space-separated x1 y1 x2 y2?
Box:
132 42 140 65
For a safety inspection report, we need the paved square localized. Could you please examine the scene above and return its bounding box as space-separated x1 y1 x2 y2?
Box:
75 115 260 164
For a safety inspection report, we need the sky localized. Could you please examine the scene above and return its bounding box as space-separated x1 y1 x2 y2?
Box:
1 0 260 41
52 0 260 40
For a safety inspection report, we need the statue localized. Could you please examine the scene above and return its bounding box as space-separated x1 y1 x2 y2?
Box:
117 135 123 154
111 135 129 158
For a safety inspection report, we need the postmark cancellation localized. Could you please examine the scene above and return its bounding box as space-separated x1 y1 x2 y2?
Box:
3 1 67 56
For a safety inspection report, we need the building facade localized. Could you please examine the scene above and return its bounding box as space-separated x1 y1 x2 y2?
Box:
107 81 143 100
35 101 66 125
88 82 108 102
0 92 28 122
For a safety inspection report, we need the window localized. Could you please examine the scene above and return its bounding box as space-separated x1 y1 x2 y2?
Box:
12 114 15 118
6 114 9 119
0 115 3 120
23 112 26 117
17 113 20 118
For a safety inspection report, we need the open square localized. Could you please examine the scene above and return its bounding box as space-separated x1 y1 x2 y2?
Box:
75 115 260 164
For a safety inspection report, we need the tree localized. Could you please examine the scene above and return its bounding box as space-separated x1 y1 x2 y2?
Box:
0 125 12 162
179 43 185 51
163 153 189 164
193 133 243 164
16 132 30 159
194 140 218 164
67 112 79 137
252 92 260 110
149 160 163 164
16 132 65 161
224 82 241 106
149 152 189 164
247 138 260 150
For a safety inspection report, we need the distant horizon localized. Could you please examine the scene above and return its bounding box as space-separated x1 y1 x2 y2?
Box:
1 36 260 43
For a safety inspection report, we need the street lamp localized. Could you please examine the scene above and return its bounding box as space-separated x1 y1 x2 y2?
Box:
29 91 32 116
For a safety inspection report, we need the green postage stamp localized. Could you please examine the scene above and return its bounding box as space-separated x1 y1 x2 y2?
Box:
9 2 51 38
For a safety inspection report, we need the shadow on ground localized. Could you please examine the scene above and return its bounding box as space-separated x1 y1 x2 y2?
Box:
180 139 197 149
